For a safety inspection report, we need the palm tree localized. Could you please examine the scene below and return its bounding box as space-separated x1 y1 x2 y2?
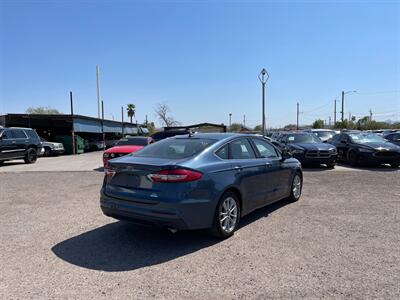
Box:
126 104 136 123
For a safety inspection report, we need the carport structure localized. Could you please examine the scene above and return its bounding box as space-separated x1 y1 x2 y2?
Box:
0 113 145 154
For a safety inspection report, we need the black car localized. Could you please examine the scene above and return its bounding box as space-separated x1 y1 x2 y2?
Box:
383 131 400 146
328 131 400 167
0 127 42 164
277 132 338 168
151 130 190 142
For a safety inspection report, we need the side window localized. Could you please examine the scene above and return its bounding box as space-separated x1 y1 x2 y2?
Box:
252 139 279 159
1 130 11 139
25 130 38 140
215 144 229 159
340 134 349 143
229 139 256 159
11 129 27 139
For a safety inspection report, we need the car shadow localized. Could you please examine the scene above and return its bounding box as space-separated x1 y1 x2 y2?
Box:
51 199 290 272
93 166 104 172
336 162 399 172
0 161 25 167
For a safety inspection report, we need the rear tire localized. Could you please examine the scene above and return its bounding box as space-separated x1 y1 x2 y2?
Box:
210 191 240 239
288 172 302 202
44 147 52 157
24 148 37 164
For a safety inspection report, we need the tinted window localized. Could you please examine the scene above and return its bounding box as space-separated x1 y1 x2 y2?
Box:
331 134 341 141
116 137 148 146
386 133 400 141
229 139 256 159
133 138 216 159
11 129 27 139
252 139 278 158
25 130 39 140
216 144 229 159
1 130 11 139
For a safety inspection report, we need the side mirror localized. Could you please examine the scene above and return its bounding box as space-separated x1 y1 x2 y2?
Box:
281 148 292 160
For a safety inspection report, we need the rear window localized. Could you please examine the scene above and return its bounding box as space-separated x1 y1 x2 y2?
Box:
25 129 39 140
116 138 148 146
132 138 216 159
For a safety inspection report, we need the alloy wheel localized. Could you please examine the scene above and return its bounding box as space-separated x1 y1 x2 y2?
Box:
219 197 238 233
292 174 302 199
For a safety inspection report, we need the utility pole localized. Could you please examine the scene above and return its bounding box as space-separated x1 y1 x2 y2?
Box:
296 102 299 130
341 91 345 122
70 91 76 155
333 99 337 125
243 114 246 128
258 68 270 136
369 109 373 121
121 106 124 136
229 113 232 128
145 114 148 126
96 65 101 119
348 112 351 121
329 116 331 127
101 100 105 151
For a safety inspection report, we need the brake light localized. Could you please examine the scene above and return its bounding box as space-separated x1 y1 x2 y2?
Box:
105 168 115 178
148 169 202 183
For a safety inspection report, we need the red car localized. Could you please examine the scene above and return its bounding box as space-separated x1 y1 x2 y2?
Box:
103 136 153 169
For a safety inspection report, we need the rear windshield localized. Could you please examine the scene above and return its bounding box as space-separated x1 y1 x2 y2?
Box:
116 138 148 146
132 138 216 159
286 133 322 143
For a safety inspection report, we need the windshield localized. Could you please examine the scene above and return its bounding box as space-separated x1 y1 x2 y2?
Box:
349 133 387 143
116 138 148 146
132 138 216 159
313 131 334 139
286 133 322 143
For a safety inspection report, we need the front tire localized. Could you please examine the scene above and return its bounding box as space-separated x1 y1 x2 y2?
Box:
288 172 302 202
348 150 359 166
326 163 335 169
210 191 240 239
24 148 37 164
44 147 52 157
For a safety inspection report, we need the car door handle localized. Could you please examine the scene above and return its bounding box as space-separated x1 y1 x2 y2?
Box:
265 162 272 168
233 166 243 171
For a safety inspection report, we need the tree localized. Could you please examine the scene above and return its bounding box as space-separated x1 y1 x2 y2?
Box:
154 103 179 127
126 104 136 123
147 122 156 135
26 106 60 114
312 119 325 129
283 124 297 130
253 124 262 132
228 123 242 132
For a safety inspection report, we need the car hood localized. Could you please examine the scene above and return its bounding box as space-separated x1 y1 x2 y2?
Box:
105 145 144 154
357 142 400 151
290 142 336 151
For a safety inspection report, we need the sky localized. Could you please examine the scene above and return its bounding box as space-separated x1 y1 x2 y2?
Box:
0 0 399 128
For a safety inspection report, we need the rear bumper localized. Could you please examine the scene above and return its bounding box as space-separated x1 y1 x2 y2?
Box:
100 188 215 230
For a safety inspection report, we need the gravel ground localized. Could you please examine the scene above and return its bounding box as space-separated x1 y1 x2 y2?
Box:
0 169 399 299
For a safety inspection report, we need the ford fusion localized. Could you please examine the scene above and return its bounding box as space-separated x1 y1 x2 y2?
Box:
100 133 302 238
328 131 400 167
277 132 338 168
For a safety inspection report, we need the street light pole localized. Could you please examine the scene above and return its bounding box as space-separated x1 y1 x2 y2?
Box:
258 68 270 136
229 113 232 129
341 90 357 122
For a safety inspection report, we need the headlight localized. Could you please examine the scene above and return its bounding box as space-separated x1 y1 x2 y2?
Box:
358 148 374 153
329 148 337 154
291 149 305 154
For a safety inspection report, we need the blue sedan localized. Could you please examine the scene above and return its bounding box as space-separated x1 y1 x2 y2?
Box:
100 133 303 238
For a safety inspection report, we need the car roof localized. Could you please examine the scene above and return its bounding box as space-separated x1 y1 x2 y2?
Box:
174 132 259 141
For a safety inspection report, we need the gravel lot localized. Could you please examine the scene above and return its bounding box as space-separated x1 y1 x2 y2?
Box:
0 162 399 299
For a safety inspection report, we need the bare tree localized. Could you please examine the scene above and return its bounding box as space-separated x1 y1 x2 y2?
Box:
154 103 179 127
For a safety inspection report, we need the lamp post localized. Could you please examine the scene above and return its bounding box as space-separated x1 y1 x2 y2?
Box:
341 90 357 122
229 113 232 129
258 68 269 136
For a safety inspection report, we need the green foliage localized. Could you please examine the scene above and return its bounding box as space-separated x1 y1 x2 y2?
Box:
334 116 400 130
228 123 242 132
283 124 297 130
147 122 156 135
26 106 60 114
253 124 262 131
312 119 325 129
126 104 136 123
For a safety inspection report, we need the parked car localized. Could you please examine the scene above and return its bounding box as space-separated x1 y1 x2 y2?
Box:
383 131 400 146
103 136 154 169
308 129 336 142
100 133 302 238
151 130 189 142
277 132 337 168
327 131 400 167
40 137 65 156
0 127 42 164
84 138 105 151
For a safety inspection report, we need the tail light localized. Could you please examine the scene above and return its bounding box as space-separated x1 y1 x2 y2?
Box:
105 168 115 178
147 169 202 183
